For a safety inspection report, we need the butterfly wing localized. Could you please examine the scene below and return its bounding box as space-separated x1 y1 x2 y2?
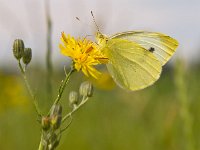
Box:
110 31 178 66
103 38 162 91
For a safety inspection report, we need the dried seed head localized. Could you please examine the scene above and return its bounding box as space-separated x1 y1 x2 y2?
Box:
79 81 93 97
13 39 25 60
23 48 32 65
69 91 79 106
50 104 62 129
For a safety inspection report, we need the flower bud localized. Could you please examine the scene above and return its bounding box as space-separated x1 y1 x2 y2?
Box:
79 81 93 97
51 114 62 130
50 104 62 129
69 91 79 106
41 116 50 131
13 39 24 60
50 104 62 116
23 48 32 65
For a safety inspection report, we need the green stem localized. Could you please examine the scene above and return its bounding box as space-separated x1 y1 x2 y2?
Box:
38 134 47 150
62 96 89 123
48 68 75 116
38 140 45 150
18 60 25 74
60 116 73 133
18 60 42 117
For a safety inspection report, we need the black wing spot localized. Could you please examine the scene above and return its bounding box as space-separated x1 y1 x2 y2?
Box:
149 47 155 53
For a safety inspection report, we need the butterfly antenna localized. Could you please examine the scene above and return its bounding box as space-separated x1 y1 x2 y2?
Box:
91 11 100 33
75 16 93 30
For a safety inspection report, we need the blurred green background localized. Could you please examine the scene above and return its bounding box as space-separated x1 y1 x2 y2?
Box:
1 0 200 149
1 60 200 150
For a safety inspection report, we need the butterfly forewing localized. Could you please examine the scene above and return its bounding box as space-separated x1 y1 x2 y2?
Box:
104 38 162 91
110 31 178 66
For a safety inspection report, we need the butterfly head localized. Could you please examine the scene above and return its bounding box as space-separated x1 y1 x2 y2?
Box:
95 32 108 46
91 11 108 47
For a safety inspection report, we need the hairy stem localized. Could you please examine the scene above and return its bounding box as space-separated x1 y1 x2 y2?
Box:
62 96 89 123
18 60 41 117
38 134 47 150
48 68 75 116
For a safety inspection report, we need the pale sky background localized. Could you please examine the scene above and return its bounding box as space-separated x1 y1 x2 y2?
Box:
0 0 200 69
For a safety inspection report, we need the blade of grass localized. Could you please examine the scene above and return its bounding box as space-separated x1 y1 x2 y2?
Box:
45 0 53 101
174 59 195 150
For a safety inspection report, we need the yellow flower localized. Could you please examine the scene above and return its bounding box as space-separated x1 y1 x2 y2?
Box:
59 32 108 79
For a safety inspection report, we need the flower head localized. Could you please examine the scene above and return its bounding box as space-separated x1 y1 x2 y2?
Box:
59 32 108 79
